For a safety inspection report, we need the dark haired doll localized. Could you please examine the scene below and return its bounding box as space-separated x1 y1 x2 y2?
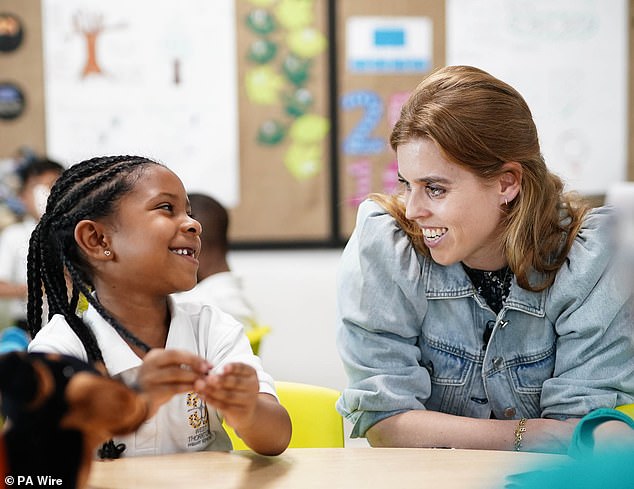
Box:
0 352 150 489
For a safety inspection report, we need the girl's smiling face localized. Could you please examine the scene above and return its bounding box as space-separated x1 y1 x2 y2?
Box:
397 138 508 270
102 164 202 297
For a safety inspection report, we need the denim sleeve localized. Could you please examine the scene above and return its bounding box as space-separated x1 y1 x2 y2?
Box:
335 200 432 437
541 208 634 418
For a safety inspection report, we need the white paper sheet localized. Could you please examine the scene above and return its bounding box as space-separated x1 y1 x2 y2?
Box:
447 0 628 194
42 0 239 206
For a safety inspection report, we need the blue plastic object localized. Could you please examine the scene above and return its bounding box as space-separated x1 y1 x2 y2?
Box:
0 326 30 354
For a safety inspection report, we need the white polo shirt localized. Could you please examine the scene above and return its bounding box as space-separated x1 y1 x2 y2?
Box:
0 218 36 321
28 297 276 457
173 272 257 328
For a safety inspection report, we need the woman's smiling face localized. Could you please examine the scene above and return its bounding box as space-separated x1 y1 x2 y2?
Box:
397 138 508 270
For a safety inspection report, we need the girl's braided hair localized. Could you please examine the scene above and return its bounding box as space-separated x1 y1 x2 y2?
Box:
27 155 161 363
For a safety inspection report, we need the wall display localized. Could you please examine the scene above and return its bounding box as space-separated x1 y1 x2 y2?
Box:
0 12 24 52
346 16 433 73
336 0 445 240
231 0 332 243
1 0 633 246
41 0 239 207
447 0 628 195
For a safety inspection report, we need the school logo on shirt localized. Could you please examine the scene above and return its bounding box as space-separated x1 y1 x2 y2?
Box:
186 392 213 448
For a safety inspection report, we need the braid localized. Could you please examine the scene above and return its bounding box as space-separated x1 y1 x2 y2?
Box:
27 155 160 363
26 226 43 336
64 258 151 354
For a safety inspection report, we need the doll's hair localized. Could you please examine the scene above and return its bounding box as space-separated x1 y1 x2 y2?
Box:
27 155 162 362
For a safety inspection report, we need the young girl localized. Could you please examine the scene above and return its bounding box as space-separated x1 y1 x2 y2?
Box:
27 155 291 457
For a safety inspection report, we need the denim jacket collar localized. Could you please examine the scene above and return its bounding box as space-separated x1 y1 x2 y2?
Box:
421 258 546 318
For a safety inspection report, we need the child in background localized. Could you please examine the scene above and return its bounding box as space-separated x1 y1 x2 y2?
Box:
173 193 257 330
0 157 64 353
27 155 291 457
0 157 64 331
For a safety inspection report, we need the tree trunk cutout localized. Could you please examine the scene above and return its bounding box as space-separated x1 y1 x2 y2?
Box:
74 12 105 78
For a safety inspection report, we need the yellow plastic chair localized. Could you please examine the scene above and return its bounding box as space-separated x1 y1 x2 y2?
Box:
616 403 634 419
245 323 271 356
225 381 344 449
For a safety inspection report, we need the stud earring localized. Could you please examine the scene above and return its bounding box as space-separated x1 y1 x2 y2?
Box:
104 250 111 257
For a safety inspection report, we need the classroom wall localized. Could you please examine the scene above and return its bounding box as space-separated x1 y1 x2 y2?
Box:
229 248 372 447
228 248 346 390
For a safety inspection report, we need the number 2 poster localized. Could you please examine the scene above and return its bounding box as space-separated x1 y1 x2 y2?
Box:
335 0 445 239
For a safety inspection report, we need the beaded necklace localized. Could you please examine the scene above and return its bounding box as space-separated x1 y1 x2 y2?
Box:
462 263 513 347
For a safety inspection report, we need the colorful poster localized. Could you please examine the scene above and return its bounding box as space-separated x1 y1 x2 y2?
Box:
42 0 239 206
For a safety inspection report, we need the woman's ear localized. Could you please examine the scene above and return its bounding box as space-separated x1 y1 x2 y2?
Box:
499 161 522 205
74 220 111 261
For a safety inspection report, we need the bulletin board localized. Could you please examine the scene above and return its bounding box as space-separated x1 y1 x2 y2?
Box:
231 0 333 243
334 0 445 239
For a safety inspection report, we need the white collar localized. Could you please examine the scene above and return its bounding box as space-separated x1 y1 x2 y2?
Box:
82 296 197 376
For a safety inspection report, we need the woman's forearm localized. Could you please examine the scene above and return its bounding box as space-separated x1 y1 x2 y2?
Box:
366 410 578 453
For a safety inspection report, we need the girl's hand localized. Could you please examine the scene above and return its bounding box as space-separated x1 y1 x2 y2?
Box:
194 362 260 431
194 362 291 455
137 348 211 417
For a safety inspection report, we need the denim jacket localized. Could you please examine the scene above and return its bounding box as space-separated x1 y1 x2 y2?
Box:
336 200 634 438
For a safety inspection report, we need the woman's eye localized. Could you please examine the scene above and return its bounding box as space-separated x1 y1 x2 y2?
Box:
398 178 411 191
426 185 445 198
158 203 174 212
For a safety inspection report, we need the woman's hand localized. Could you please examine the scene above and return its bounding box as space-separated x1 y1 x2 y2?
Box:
518 417 579 453
592 420 634 451
136 348 211 417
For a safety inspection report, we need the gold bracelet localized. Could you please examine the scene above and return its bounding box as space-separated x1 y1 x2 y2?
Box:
514 418 527 451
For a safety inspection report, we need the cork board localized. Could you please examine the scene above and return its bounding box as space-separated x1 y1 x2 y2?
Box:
334 0 446 240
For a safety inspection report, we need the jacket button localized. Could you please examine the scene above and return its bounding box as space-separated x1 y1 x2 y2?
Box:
492 356 504 368
504 407 516 418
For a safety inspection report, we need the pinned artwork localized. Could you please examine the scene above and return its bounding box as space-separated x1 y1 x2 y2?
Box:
243 0 329 181
340 90 410 208
0 13 23 53
41 0 239 207
0 82 25 120
346 16 433 74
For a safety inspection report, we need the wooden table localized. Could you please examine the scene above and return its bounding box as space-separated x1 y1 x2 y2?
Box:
88 448 564 489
